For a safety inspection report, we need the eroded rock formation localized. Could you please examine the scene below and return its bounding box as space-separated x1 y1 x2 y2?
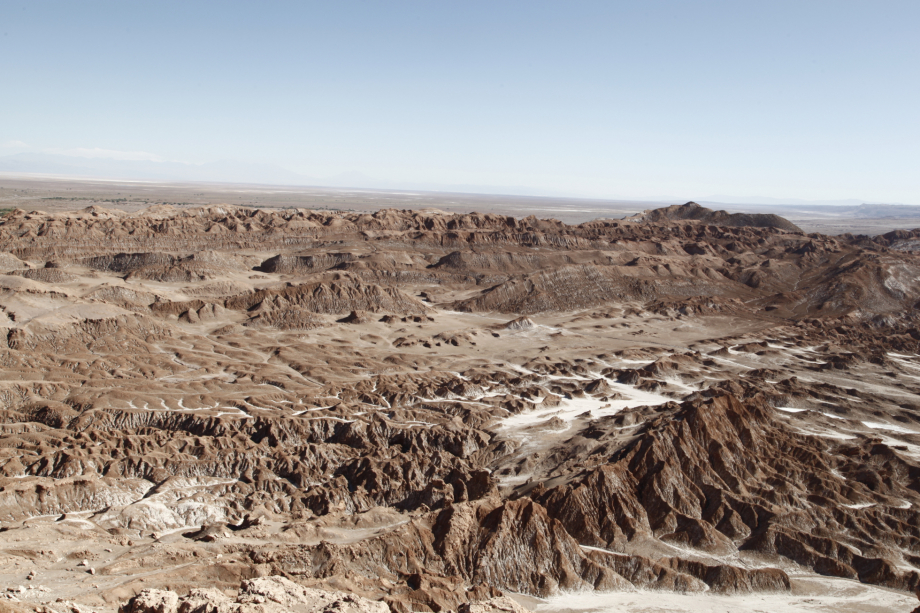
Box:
0 204 918 612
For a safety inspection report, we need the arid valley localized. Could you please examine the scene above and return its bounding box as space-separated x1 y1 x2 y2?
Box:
0 178 917 612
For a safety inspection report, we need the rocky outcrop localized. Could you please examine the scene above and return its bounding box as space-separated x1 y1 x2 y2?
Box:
259 253 357 274
451 264 724 314
119 589 179 613
224 277 428 317
635 202 803 232
12 267 78 283
534 394 920 591
458 597 531 613
119 577 391 613
1 204 917 316
1 203 920 611
500 317 536 331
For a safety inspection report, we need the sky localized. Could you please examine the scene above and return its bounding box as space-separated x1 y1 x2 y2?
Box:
1 1 918 202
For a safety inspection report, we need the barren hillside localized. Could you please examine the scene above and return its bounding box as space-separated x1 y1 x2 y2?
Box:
0 204 919 613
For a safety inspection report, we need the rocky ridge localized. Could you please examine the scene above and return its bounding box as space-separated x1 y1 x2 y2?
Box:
0 205 919 612
632 202 804 232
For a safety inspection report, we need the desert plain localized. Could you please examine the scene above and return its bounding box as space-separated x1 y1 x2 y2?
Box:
0 177 919 612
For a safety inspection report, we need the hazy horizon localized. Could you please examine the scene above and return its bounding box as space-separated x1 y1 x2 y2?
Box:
4 165 915 211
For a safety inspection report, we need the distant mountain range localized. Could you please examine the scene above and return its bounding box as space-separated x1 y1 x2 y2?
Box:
700 201 920 219
701 195 869 207
0 152 311 185
0 152 575 198
796 203 920 218
1 152 917 210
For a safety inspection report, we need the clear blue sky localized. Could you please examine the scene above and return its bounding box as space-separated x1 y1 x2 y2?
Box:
2 1 918 202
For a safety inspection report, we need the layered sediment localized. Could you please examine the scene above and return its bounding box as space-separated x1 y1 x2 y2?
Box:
0 204 919 612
